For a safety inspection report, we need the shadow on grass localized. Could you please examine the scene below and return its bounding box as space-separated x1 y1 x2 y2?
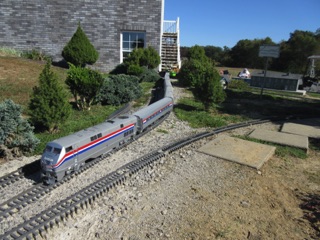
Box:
299 193 320 237
220 89 320 119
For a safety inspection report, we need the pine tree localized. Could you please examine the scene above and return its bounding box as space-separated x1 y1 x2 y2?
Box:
62 23 99 67
29 61 72 132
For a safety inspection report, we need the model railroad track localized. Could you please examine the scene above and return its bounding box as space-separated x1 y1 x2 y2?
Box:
0 112 169 223
0 160 41 189
0 118 275 239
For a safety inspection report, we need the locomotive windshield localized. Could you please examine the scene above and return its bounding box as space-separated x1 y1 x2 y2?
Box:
44 145 61 155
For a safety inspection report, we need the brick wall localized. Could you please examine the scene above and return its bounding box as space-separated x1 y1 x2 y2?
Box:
0 0 163 72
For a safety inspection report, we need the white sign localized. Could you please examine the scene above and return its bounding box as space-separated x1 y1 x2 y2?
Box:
259 45 280 58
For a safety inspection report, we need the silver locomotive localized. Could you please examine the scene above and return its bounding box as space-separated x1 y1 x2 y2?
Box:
41 76 174 184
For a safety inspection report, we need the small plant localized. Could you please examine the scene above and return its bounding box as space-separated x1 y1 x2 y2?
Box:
21 49 51 61
228 80 250 91
0 47 21 57
157 129 169 134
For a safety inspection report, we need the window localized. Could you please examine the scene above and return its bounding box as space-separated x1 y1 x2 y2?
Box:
91 135 97 141
45 145 53 152
53 148 61 154
121 32 145 62
66 146 73 152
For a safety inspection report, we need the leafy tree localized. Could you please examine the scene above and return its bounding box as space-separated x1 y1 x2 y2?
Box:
272 30 320 73
66 64 104 110
97 74 142 106
29 61 72 132
62 23 99 67
229 37 275 69
0 100 39 159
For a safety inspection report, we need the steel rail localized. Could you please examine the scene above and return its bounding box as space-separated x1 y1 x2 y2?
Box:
0 118 275 239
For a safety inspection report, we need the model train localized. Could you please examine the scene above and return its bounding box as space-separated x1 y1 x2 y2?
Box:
40 76 174 185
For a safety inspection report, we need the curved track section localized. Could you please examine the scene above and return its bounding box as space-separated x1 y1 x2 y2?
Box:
0 118 275 239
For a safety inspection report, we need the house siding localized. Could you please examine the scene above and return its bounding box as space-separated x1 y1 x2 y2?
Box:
0 0 163 72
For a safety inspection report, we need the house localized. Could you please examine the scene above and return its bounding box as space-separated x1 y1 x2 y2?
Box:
250 70 303 92
0 0 180 72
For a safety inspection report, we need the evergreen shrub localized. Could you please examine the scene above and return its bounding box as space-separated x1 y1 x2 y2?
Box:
0 99 39 159
97 74 142 106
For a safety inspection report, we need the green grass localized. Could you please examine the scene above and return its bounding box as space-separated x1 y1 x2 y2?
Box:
174 97 248 128
235 135 307 159
133 82 155 107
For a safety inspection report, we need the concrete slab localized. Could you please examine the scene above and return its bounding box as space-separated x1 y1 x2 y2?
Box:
198 135 276 170
249 128 309 151
281 122 320 138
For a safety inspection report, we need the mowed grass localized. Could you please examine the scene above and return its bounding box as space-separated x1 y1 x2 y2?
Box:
0 57 67 108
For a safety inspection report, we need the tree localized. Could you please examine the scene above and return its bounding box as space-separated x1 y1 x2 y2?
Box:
66 64 104 110
272 30 320 73
62 23 99 67
229 38 275 69
0 100 39 159
29 61 72 132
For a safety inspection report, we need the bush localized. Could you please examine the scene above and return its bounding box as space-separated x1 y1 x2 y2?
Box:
0 100 39 159
139 68 161 82
97 74 142 106
127 64 144 76
109 63 127 75
66 64 104 110
62 23 99 67
228 80 250 91
178 59 206 87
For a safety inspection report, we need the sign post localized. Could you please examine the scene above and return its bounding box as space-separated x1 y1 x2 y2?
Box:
259 45 280 96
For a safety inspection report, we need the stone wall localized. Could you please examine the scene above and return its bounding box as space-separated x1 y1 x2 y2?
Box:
0 0 163 72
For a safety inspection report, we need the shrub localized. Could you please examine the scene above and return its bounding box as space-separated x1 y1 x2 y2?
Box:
192 63 226 111
0 99 39 159
29 61 72 132
228 80 250 91
21 49 51 61
178 59 206 87
66 64 104 110
139 68 161 82
97 74 142 106
127 64 144 76
62 23 99 67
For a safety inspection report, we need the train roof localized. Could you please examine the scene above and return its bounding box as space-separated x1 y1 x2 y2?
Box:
49 115 136 147
133 97 172 119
